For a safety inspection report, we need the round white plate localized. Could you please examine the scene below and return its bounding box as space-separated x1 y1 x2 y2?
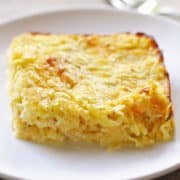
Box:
0 8 180 180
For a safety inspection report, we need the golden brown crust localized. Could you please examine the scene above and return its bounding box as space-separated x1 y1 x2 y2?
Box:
30 32 51 35
135 32 173 117
135 32 158 48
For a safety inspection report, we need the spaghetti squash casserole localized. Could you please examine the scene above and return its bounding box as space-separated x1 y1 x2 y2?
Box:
7 32 175 148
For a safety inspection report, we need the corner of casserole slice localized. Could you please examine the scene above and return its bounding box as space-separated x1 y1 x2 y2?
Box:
7 32 175 149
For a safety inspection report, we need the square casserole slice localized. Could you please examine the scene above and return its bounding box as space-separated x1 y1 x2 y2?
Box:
7 32 175 149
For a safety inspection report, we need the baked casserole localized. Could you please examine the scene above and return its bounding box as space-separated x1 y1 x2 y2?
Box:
7 32 175 149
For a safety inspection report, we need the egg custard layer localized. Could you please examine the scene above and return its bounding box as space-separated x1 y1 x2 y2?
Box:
7 33 175 149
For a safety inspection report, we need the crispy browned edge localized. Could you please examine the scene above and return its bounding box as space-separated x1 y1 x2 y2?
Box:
29 31 174 120
135 32 174 120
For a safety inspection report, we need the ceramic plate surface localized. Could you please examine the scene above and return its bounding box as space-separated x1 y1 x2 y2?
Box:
0 8 180 180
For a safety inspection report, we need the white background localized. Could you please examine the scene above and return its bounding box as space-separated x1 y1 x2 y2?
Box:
0 0 180 23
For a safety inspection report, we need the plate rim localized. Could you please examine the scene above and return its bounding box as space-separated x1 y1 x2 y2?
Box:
1 6 180 28
0 7 180 180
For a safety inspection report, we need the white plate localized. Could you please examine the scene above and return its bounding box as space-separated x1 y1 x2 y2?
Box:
0 8 180 180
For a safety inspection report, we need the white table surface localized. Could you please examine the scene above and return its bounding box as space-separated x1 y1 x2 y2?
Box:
0 0 180 23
